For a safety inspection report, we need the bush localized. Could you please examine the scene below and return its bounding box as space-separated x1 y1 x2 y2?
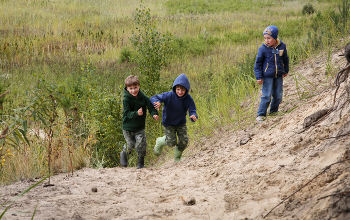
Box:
89 92 124 168
302 3 315 15
119 47 133 63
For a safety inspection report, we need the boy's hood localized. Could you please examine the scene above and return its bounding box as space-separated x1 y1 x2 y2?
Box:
172 73 190 96
123 87 144 99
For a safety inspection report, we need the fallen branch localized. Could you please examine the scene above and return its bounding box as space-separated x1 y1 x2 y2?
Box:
263 158 350 219
298 108 334 134
318 190 350 201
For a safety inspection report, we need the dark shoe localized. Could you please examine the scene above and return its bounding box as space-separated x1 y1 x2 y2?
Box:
120 151 128 167
137 156 145 169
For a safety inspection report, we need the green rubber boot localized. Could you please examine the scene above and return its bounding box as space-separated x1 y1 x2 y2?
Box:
174 146 183 162
154 136 166 156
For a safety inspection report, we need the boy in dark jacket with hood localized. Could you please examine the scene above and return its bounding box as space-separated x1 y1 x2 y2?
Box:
120 75 159 169
150 73 198 161
254 25 289 122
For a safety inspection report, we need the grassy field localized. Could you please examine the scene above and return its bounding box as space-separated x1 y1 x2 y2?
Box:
0 0 347 184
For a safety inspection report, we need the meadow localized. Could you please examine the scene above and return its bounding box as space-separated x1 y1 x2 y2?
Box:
0 0 348 185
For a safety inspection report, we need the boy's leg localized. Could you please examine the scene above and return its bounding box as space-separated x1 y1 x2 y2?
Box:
257 77 274 117
174 124 188 162
123 130 136 152
164 126 177 147
134 130 147 169
120 145 128 167
121 130 136 167
269 76 283 114
174 147 183 162
134 129 147 158
176 124 189 152
154 135 166 156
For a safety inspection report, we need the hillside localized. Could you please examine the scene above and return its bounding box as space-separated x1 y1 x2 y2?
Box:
1 45 350 220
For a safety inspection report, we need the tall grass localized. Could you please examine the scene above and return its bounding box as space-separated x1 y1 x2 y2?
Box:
0 0 348 184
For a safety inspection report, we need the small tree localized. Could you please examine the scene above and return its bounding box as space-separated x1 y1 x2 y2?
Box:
302 3 315 15
130 2 172 95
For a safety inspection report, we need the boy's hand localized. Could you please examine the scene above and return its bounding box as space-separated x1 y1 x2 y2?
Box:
138 107 143 116
283 73 288 78
153 115 159 121
153 102 161 111
257 79 263 84
189 115 197 122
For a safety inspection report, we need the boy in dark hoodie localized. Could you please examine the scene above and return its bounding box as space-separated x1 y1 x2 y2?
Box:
120 75 159 169
150 73 198 161
254 25 289 122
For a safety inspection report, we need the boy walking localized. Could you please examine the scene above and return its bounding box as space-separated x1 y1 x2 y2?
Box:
150 73 198 162
254 25 289 122
120 75 159 169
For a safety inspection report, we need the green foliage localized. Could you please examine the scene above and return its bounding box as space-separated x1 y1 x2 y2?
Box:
119 47 133 63
302 3 315 15
171 35 219 56
90 92 124 168
224 31 259 44
73 60 124 168
165 0 271 14
337 0 350 34
130 3 173 95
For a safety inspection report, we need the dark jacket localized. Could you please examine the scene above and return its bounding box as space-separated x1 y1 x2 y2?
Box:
254 39 289 80
122 88 158 131
150 73 198 127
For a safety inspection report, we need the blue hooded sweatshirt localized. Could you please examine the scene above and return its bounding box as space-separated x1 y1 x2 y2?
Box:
150 74 198 127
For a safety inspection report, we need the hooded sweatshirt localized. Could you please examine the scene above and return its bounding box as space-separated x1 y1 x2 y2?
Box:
150 73 198 127
122 88 158 131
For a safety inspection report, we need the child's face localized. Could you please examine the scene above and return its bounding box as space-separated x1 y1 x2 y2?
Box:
175 86 186 97
127 84 140 97
264 35 277 47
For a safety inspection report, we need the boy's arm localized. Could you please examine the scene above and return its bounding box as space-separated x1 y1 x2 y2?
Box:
188 96 198 122
254 47 264 80
283 47 289 74
146 97 159 117
150 92 169 108
123 99 139 118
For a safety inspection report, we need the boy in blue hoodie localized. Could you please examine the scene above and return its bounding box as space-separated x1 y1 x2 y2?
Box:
150 73 198 161
254 25 289 122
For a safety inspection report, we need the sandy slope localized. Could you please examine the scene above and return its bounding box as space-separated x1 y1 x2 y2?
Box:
2 46 350 220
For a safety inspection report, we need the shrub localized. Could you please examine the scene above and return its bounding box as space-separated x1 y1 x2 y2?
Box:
302 3 315 15
130 4 172 95
119 47 133 63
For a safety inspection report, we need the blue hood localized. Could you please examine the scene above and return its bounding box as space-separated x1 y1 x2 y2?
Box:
172 73 190 96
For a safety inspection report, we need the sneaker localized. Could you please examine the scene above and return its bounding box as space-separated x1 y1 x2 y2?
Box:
256 116 265 122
